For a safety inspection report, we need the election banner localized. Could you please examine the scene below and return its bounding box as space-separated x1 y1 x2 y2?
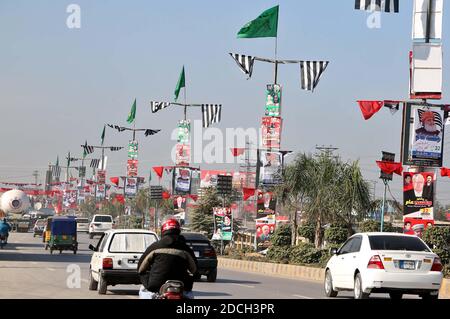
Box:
256 190 276 218
403 172 434 219
97 170 106 184
212 207 232 241
175 144 190 166
173 167 191 194
177 120 191 144
124 177 138 197
403 217 435 239
258 151 283 186
128 140 138 160
200 170 227 188
96 184 106 199
261 117 282 149
127 159 138 177
265 84 282 117
256 215 276 251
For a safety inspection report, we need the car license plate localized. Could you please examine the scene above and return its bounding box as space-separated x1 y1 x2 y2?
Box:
194 251 200 257
128 259 138 264
400 260 415 270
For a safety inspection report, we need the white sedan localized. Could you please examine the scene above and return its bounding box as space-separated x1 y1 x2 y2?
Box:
88 229 158 294
324 232 443 299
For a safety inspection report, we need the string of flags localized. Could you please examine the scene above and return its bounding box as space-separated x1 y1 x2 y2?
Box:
376 161 403 176
357 100 401 120
106 124 161 137
229 53 330 92
355 0 399 13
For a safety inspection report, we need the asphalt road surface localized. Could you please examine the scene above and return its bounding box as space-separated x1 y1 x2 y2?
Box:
0 232 420 299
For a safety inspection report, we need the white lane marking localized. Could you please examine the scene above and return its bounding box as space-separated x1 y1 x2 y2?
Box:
292 294 313 299
47 268 56 272
232 283 255 288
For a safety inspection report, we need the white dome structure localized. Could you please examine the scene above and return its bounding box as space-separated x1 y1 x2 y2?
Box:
0 189 31 214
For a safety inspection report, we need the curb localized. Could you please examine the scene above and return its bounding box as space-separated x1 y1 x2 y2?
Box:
218 257 450 298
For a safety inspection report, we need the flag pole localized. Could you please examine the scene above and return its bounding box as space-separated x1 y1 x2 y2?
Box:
184 85 187 121
274 36 278 84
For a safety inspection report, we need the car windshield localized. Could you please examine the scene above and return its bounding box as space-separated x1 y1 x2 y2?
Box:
369 235 431 252
93 216 112 223
77 218 88 223
108 233 157 253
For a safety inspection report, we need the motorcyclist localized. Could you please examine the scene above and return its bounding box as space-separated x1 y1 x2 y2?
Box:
137 218 197 299
0 218 12 243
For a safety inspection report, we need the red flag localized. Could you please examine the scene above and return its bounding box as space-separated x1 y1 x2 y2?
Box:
243 188 256 201
188 194 198 202
152 166 164 179
114 194 125 204
357 101 384 120
230 148 245 157
376 161 403 176
162 191 171 199
441 167 450 177
110 177 119 186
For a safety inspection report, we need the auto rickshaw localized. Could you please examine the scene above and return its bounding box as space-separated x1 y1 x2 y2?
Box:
48 217 78 254
43 217 52 249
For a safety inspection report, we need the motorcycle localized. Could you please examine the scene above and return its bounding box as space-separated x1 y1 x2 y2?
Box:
139 280 193 299
0 234 8 249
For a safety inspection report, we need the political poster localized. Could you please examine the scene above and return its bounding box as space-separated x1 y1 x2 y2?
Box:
256 215 276 251
175 144 190 166
403 218 435 239
261 117 282 149
212 207 232 241
232 171 257 189
256 190 277 218
63 190 78 208
200 170 227 188
258 151 283 186
127 159 138 177
403 172 434 219
96 184 106 199
174 168 191 194
265 84 282 117
402 104 445 167
177 120 191 144
124 177 138 197
128 140 138 160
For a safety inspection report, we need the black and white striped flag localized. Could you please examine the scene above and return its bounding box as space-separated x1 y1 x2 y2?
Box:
145 129 161 136
300 61 329 92
355 0 399 13
229 53 255 78
51 165 61 178
150 101 171 113
90 159 100 168
202 104 222 128
107 124 127 132
82 144 95 155
109 147 123 152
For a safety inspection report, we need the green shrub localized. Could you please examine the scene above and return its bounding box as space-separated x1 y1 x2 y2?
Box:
267 246 291 263
289 243 323 264
422 227 450 249
270 225 292 247
359 220 397 233
298 225 315 242
324 227 348 245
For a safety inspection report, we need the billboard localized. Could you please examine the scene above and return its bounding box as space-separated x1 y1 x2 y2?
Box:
200 170 227 188
258 151 283 186
261 117 282 149
174 168 191 194
97 170 106 184
63 190 78 208
212 207 232 241
402 104 445 167
175 144 190 166
128 140 138 159
403 218 435 239
265 84 282 117
403 172 434 219
124 177 138 197
256 215 276 251
96 184 106 199
127 159 138 177
256 190 276 218
177 120 191 144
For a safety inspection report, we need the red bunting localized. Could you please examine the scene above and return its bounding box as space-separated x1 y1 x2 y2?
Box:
376 161 403 176
230 148 245 157
243 188 256 201
441 167 450 177
162 191 171 199
114 194 125 204
152 166 164 179
357 101 384 120
110 177 119 186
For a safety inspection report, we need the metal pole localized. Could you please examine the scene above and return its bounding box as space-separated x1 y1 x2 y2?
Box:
426 0 433 43
381 179 388 232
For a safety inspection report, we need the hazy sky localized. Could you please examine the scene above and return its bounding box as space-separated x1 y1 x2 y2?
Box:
0 0 449 204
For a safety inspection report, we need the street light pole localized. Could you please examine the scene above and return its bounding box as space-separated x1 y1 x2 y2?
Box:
381 179 388 232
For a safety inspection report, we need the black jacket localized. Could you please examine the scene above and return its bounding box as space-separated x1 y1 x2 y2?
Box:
137 231 197 292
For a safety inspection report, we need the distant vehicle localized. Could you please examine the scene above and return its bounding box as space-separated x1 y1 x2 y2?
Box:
33 219 46 237
324 233 443 299
47 217 78 254
76 218 89 233
182 232 217 282
88 229 159 294
89 215 114 239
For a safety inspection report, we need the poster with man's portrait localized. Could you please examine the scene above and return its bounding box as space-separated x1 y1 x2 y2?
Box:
124 177 138 197
212 207 232 241
258 151 283 186
97 170 106 184
175 144 190 166
403 172 434 219
177 120 190 144
402 104 445 167
403 218 434 238
200 170 226 188
128 140 138 160
96 184 106 199
174 168 191 194
127 159 138 177
256 190 277 218
265 84 282 117
255 216 276 251
261 117 282 149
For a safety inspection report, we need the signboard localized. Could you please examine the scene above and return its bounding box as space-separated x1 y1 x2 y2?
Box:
265 84 282 117
124 177 138 197
127 159 138 177
380 152 395 181
403 218 434 238
258 151 283 186
212 207 232 241
97 170 106 184
403 172 434 219
256 190 276 218
177 120 191 144
128 140 138 160
173 168 191 194
412 0 443 42
410 43 443 98
261 117 282 149
96 184 106 199
402 103 445 167
200 170 227 188
175 144 190 166
256 215 276 251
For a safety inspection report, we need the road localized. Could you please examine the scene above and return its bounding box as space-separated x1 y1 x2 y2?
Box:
0 232 419 299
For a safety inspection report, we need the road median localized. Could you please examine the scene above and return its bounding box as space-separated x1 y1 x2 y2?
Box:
218 257 450 298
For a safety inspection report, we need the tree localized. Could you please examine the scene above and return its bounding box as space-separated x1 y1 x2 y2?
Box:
190 188 221 238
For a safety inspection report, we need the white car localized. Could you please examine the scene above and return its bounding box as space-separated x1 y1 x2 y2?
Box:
88 229 159 294
76 218 89 233
89 214 114 238
324 232 443 299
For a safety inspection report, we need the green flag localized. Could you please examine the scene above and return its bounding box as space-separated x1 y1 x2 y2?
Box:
101 125 106 145
174 66 185 102
237 5 279 38
127 99 137 124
